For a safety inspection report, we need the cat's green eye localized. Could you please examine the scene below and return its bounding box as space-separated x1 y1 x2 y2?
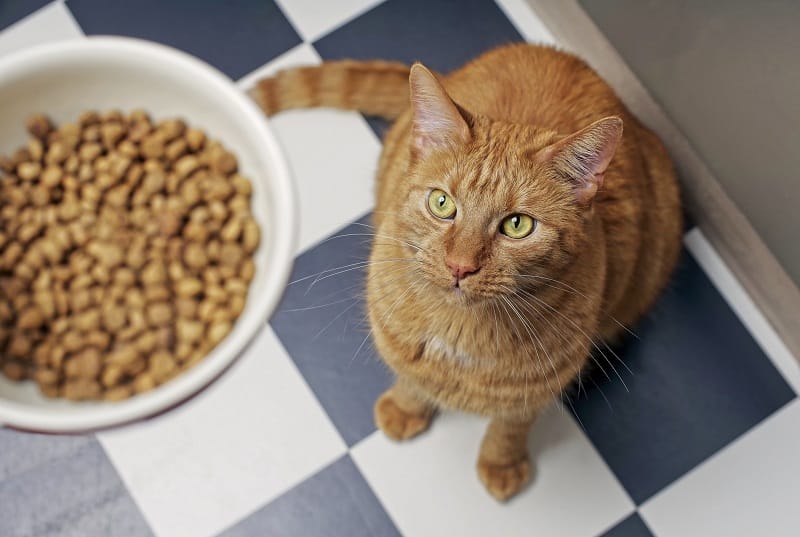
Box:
500 214 536 239
427 189 457 219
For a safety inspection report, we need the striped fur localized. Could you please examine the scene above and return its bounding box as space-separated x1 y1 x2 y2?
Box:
249 60 410 119
254 44 682 502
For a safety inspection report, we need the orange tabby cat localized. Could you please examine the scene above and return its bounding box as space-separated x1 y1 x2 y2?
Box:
252 44 682 501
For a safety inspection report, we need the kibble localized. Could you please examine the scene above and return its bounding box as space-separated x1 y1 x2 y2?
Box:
0 111 260 401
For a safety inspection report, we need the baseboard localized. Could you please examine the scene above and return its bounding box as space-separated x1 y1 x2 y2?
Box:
525 0 800 361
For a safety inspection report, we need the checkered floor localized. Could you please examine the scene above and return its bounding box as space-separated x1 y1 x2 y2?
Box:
1 1 799 536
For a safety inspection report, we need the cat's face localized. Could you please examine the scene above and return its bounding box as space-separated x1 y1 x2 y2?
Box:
380 65 621 304
390 121 585 303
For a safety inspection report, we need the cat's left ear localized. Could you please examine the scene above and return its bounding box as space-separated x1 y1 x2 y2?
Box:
409 63 471 157
540 117 623 204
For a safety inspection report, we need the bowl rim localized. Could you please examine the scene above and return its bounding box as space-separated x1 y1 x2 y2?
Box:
0 36 297 433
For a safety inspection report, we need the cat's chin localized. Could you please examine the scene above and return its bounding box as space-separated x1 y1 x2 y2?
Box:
443 284 483 305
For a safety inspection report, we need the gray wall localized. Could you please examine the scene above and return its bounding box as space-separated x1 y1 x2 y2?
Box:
579 0 800 286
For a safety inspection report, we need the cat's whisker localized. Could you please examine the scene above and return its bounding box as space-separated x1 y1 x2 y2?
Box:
308 262 421 310
500 292 564 401
351 222 429 253
488 300 501 356
588 373 614 411
280 295 360 313
313 268 420 342
351 328 374 364
302 258 420 294
509 290 585 360
511 294 620 403
313 231 422 251
507 291 615 417
349 222 426 251
486 299 529 412
515 273 639 340
513 287 631 392
379 284 417 329
497 295 559 403
349 221 376 229
324 231 424 253
295 281 366 306
353 266 425 327
520 287 634 384
562 396 587 433
576 368 585 399
511 292 613 384
498 289 624 410
306 258 417 291
286 263 418 342
289 259 384 286
349 273 424 365
311 296 365 342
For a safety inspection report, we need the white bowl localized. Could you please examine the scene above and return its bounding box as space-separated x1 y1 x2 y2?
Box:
0 37 297 432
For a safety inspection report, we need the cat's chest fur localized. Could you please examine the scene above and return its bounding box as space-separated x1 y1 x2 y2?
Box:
423 335 482 368
369 294 580 415
368 279 583 404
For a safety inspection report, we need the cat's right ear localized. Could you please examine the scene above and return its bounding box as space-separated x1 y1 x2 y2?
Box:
409 63 471 157
538 117 623 205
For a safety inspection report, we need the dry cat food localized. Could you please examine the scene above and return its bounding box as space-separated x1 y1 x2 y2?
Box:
0 110 260 401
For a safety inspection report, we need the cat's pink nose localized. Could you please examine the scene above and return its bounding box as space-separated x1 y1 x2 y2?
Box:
446 258 479 280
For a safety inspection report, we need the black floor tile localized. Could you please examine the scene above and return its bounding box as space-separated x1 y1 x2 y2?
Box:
598 513 654 537
569 250 795 504
67 0 301 79
270 214 394 447
0 440 154 537
314 0 522 139
220 455 401 537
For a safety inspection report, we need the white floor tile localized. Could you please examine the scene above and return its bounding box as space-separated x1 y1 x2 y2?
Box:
239 44 380 253
684 230 800 393
98 326 347 537
270 108 379 253
640 400 800 537
0 2 84 57
274 0 384 42
494 0 556 45
352 406 634 537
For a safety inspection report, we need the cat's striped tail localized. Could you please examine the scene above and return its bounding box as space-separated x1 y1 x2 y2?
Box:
248 60 411 120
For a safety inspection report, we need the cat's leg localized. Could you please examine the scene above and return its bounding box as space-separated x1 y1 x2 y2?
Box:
374 377 436 441
477 417 534 501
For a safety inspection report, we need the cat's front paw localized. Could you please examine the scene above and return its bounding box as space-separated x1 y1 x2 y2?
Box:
477 456 532 502
374 391 432 441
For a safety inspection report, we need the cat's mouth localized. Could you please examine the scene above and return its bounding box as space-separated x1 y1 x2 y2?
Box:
425 270 483 302
448 278 477 302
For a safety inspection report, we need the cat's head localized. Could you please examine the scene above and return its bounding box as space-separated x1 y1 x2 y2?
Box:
385 64 622 303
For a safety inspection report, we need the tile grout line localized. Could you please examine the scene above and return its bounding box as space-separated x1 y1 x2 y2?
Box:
3 3 791 536
0 0 74 36
235 43 321 92
56 0 85 37
637 396 800 527
97 322 350 537
236 7 797 529
349 431 415 537
268 0 308 44
94 434 161 537
275 0 385 44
